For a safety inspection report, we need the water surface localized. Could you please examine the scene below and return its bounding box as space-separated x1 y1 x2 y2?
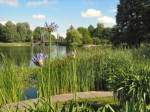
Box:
0 45 67 66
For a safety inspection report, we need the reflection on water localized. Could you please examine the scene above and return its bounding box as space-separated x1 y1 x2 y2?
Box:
23 87 37 100
0 45 68 100
0 45 72 100
0 45 67 66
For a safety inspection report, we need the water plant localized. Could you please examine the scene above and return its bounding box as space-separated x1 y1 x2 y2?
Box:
0 46 150 111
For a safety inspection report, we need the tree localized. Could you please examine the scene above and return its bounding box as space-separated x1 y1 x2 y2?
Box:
113 0 150 47
88 25 95 37
94 23 105 39
33 27 55 43
142 0 150 42
0 23 7 42
103 28 113 40
66 26 82 45
5 21 19 42
16 23 32 42
77 27 93 44
33 27 42 42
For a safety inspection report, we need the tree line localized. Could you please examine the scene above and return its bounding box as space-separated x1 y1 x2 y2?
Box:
65 23 112 46
0 21 32 42
0 21 55 43
0 20 113 45
1 0 149 48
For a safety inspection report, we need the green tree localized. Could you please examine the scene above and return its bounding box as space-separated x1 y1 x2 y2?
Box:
16 22 32 42
0 23 7 42
94 23 105 39
77 27 93 44
66 26 82 45
88 25 95 37
5 21 19 42
113 0 150 47
33 27 55 43
103 28 113 40
33 27 42 42
142 0 150 43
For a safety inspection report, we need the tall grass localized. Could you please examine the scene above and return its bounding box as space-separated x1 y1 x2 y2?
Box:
0 46 150 111
0 59 31 105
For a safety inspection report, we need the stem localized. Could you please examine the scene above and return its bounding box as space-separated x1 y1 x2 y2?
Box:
73 48 77 102
48 31 52 106
40 67 44 97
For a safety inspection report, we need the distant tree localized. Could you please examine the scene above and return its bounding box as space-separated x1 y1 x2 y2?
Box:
5 21 19 42
33 27 56 43
50 34 56 42
103 28 113 40
94 23 105 39
66 26 82 45
16 22 32 42
77 27 93 44
33 27 42 42
0 23 7 42
93 38 101 45
88 25 95 37
56 36 65 42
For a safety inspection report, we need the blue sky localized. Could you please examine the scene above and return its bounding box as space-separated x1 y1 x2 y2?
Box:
0 0 119 37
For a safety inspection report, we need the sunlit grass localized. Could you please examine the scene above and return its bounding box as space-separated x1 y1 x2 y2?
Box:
0 46 150 111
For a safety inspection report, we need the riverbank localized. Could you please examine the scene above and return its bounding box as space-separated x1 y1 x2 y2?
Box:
0 42 31 47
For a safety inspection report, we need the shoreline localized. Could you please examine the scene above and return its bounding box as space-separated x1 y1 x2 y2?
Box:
0 42 31 47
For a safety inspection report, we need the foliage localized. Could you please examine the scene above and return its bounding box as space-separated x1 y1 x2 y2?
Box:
77 27 93 44
103 28 113 40
0 47 150 111
113 0 150 47
66 26 82 46
0 21 31 42
0 23 7 42
0 21 58 43
94 23 105 39
33 27 56 43
87 24 113 44
5 21 19 42
16 22 32 42
88 25 95 37
93 38 101 45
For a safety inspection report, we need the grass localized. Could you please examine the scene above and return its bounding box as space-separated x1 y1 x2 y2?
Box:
77 96 117 105
0 46 150 111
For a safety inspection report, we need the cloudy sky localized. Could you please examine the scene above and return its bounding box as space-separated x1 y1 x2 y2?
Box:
0 0 119 37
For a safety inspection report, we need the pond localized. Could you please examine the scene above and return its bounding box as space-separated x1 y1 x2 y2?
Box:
0 45 67 66
0 45 69 100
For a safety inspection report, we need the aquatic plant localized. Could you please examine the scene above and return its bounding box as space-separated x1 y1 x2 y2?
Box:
32 53 47 67
0 46 150 111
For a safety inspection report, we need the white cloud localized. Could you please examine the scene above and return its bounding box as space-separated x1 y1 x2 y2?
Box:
81 9 102 18
98 16 116 27
32 14 46 20
81 8 116 27
0 0 18 6
27 0 58 7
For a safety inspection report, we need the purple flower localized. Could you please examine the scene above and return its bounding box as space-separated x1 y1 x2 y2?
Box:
32 53 47 67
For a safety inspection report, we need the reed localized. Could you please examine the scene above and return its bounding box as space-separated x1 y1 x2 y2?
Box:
0 46 150 111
